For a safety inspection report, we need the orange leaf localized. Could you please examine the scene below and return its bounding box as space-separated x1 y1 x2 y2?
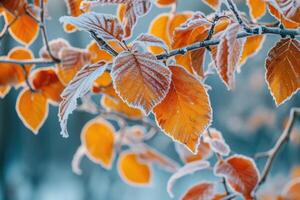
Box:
101 95 144 119
0 86 11 98
155 0 176 7
181 182 215 200
216 23 245 89
202 0 220 10
0 47 33 86
3 9 39 45
149 13 171 54
268 4 299 28
111 50 171 114
81 118 116 169
64 0 83 32
0 0 26 14
16 88 49 134
153 66 212 153
214 155 260 199
175 142 212 163
57 47 91 85
246 0 267 20
117 4 126 22
240 35 265 65
118 151 152 186
265 38 300 105
31 68 65 104
282 178 300 199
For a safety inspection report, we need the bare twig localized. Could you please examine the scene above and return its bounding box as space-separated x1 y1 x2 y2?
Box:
156 26 300 60
90 31 119 56
255 108 300 191
39 0 60 62
21 64 35 92
0 59 56 67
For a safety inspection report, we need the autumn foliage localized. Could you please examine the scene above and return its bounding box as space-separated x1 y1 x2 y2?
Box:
0 0 300 199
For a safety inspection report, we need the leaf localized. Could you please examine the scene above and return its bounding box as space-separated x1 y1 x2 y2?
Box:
240 35 265 65
0 47 33 86
153 66 212 153
246 0 267 20
167 160 210 198
265 38 300 105
155 0 176 7
203 128 230 156
268 4 299 28
16 88 49 134
101 95 144 119
138 144 179 173
0 0 26 14
111 50 171 114
122 0 152 37
118 151 152 186
282 178 300 199
214 155 260 199
81 118 116 169
216 23 245 89
3 9 39 45
60 12 124 41
181 182 215 200
57 47 91 85
202 0 221 10
59 61 107 137
175 142 212 163
31 68 65 104
148 13 171 54
0 86 10 98
268 0 300 23
39 38 70 60
133 33 168 51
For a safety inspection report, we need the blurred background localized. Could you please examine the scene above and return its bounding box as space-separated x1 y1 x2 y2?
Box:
0 0 300 199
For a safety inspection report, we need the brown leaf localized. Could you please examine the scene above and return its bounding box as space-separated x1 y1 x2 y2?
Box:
181 182 215 200
214 155 259 199
265 38 300 105
111 50 171 114
216 23 245 89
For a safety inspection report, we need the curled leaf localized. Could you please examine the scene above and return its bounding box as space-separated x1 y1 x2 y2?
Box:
167 160 210 198
59 61 107 137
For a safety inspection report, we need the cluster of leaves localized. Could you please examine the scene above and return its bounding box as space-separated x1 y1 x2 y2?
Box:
0 0 300 199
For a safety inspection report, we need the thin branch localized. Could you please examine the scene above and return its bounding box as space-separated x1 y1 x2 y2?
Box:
39 0 60 62
0 59 56 67
21 64 35 92
89 31 119 56
255 108 300 191
156 26 300 60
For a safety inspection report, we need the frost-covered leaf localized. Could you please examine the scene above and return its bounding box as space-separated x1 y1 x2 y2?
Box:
181 182 215 200
39 38 70 59
265 38 300 106
153 66 212 153
133 33 168 51
111 50 171 114
60 12 124 41
216 23 245 89
268 0 300 23
214 155 260 199
167 160 210 198
203 128 230 156
59 61 107 137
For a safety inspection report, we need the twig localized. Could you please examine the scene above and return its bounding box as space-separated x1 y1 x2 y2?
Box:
89 31 118 56
39 0 60 62
225 0 252 33
156 26 300 60
255 108 300 191
21 64 35 92
0 59 56 67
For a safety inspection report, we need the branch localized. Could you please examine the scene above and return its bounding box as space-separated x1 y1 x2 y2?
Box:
39 0 60 62
89 31 119 57
156 26 300 60
254 107 300 191
0 59 56 67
